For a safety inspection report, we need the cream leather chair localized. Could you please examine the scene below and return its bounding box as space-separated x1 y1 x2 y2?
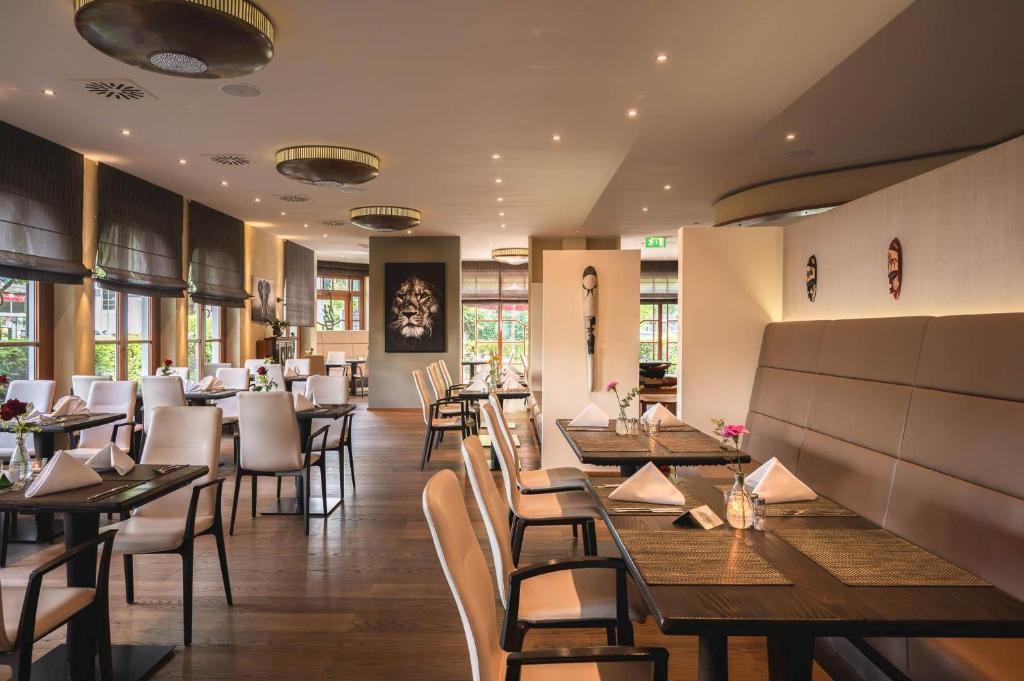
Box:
462 437 644 651
325 351 346 366
423 469 668 681
232 392 327 535
166 366 190 379
437 359 464 396
71 374 110 398
66 380 137 459
215 368 249 465
141 376 186 434
0 530 117 681
284 358 311 376
303 375 355 497
243 359 267 372
480 402 602 565
262 363 286 392
414 370 470 470
101 406 231 646
486 394 587 493
0 380 55 456
202 362 231 379
427 363 466 418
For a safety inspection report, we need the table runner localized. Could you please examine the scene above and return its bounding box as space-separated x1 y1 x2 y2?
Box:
571 432 653 453
654 431 730 454
593 481 698 515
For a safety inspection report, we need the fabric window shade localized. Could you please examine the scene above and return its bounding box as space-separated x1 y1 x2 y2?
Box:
461 261 527 303
95 164 186 297
284 240 316 326
317 260 368 278
188 202 249 307
640 260 678 303
0 121 90 284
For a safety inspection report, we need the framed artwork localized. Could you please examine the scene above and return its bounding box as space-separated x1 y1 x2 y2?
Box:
384 262 446 353
251 276 277 322
887 238 902 300
806 255 817 302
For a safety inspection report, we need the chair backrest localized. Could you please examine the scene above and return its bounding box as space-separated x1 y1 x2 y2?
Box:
72 374 110 398
237 391 303 472
244 359 268 372
78 380 137 449
141 376 186 432
8 379 56 413
479 402 520 507
262 363 286 391
423 469 502 681
426 363 446 401
136 406 222 519
461 437 515 606
412 370 433 425
285 358 311 375
438 360 454 389
325 351 346 365
203 362 231 379
216 367 250 390
307 355 326 376
290 380 308 395
306 375 348 405
167 366 190 379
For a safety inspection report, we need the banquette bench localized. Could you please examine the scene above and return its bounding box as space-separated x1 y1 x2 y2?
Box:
733 313 1023 681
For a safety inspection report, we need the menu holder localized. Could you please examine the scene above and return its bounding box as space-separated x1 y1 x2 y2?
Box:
673 505 723 529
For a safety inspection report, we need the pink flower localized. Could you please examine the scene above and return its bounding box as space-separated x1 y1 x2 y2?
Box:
721 424 749 439
605 380 619 392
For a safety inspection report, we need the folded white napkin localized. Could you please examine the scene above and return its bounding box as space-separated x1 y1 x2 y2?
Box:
502 378 524 391
466 378 488 392
86 442 135 475
293 392 316 411
197 375 224 392
642 402 683 427
501 368 523 383
744 457 817 503
568 403 610 428
184 380 199 393
284 366 298 378
41 396 89 420
609 462 686 505
25 451 103 498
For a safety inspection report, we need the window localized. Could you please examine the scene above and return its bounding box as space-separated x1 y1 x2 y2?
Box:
188 301 224 380
94 289 154 380
0 278 39 380
639 303 678 372
316 275 365 330
462 303 529 372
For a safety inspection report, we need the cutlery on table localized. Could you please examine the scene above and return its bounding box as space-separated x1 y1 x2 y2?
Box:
86 483 139 501
612 507 684 513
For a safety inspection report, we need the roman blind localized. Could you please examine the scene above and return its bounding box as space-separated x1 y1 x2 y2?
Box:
188 201 249 307
0 121 90 284
95 164 187 297
317 260 369 278
461 261 528 303
284 240 315 326
640 260 678 303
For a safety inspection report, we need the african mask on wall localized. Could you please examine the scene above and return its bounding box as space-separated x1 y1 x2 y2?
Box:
806 255 817 302
887 238 902 300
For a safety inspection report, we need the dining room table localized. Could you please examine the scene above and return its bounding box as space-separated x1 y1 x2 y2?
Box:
555 418 750 475
182 388 238 406
586 471 1024 681
324 358 366 396
455 387 531 468
0 463 209 681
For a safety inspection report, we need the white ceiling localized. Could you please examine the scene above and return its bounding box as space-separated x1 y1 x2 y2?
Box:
0 0 954 263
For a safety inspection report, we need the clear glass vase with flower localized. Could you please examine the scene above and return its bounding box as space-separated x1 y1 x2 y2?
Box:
2 398 41 482
712 418 753 529
605 381 640 435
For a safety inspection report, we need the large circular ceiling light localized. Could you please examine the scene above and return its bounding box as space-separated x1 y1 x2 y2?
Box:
74 0 274 79
491 248 529 265
276 146 381 187
350 206 421 232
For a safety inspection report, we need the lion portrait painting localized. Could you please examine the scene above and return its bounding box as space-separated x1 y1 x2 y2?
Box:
384 262 446 352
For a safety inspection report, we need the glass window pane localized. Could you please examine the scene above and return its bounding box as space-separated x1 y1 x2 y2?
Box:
187 342 199 380
126 294 151 342
0 279 33 342
351 278 361 292
127 342 151 381
351 296 361 329
335 277 349 291
206 306 222 340
205 341 221 366
0 346 34 381
188 301 199 342
94 288 118 342
639 320 658 342
94 343 117 378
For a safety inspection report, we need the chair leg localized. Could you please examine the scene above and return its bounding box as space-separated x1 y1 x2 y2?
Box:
511 517 525 567
14 636 34 681
124 555 135 603
0 512 10 568
438 430 445 443
572 523 578 540
302 472 310 535
276 477 282 499
319 461 328 511
228 471 241 532
419 427 433 471
214 522 233 606
584 521 597 556
181 543 194 646
96 601 114 681
250 474 257 518
606 625 617 645
347 446 356 489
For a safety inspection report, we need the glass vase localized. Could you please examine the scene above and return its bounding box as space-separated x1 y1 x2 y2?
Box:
8 434 31 483
614 417 628 435
725 473 754 529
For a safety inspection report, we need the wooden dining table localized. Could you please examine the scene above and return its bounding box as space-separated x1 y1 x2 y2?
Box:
588 472 1024 681
0 464 209 681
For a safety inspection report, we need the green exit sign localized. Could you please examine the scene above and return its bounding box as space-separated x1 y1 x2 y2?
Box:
644 236 667 248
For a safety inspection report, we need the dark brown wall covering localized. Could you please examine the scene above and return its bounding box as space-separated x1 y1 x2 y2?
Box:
188 201 249 307
0 121 89 283
284 240 315 326
95 164 186 297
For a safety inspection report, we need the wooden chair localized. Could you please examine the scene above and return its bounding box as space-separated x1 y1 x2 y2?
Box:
413 369 471 470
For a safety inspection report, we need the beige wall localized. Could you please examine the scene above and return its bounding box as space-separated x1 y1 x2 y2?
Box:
241 225 285 362
541 249 640 469
784 134 1024 320
679 226 783 434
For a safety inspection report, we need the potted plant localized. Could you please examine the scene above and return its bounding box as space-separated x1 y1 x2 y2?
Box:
265 318 286 337
2 398 40 482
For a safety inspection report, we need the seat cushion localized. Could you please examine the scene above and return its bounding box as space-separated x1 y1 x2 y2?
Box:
432 417 463 428
438 403 463 415
1 585 95 650
519 467 587 492
517 490 600 521
101 515 215 554
909 637 1023 681
501 654 653 681
518 568 647 624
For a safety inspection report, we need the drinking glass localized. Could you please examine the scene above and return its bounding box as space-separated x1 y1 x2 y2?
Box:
626 418 640 435
648 418 661 437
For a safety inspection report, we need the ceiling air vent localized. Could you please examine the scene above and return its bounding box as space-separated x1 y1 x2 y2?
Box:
83 80 148 100
208 154 251 166
321 220 347 227
275 194 310 203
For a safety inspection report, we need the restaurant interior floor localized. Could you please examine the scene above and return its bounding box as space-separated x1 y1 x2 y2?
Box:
1 400 830 681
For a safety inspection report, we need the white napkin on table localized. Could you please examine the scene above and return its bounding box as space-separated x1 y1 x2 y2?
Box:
465 378 488 392
744 457 817 503
86 443 135 475
293 392 316 412
501 368 523 383
38 396 89 421
197 375 224 392
568 403 610 428
24 451 103 498
609 462 686 505
502 378 524 391
642 402 684 427
284 365 298 378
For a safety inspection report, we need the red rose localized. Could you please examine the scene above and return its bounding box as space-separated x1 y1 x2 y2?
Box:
162 358 173 367
257 366 267 376
1 398 28 422
0 375 7 385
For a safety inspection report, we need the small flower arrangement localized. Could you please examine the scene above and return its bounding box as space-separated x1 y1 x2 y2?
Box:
711 417 749 475
159 358 174 376
263 355 274 365
605 380 640 421
487 355 500 389
251 365 277 392
1 398 39 438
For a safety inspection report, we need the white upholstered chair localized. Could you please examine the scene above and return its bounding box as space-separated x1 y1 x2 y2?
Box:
101 406 231 646
427 364 466 419
203 362 231 379
423 469 668 681
141 376 186 433
284 358 311 376
0 380 55 456
71 374 110 398
437 359 464 396
215 367 249 464
66 380 137 459
243 359 267 372
480 402 601 565
232 392 327 535
305 375 355 495
166 366 190 379
413 369 470 470
325 351 346 366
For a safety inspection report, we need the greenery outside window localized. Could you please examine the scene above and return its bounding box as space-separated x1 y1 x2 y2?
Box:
316 275 365 330
188 301 224 380
462 303 529 372
94 289 154 380
0 278 39 380
639 303 678 373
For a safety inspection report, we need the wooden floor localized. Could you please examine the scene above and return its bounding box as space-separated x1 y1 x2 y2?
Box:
2 401 832 680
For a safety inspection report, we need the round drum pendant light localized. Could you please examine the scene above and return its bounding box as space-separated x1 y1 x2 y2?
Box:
491 247 529 265
276 146 381 187
350 206 421 232
74 0 275 79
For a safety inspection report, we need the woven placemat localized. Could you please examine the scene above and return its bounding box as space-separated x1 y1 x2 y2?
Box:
593 481 697 514
618 529 792 586
712 486 858 517
654 431 731 454
774 529 990 587
571 432 653 453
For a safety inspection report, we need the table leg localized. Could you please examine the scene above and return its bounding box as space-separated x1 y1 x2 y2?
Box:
17 432 62 544
619 464 639 476
65 512 100 681
767 634 814 681
698 634 728 681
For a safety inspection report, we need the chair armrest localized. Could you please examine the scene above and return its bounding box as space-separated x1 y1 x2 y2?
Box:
509 555 625 582
110 420 135 440
184 478 225 541
505 647 668 681
304 424 332 459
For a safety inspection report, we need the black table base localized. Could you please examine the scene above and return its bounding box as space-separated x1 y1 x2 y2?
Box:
27 644 174 681
8 516 63 544
260 497 341 517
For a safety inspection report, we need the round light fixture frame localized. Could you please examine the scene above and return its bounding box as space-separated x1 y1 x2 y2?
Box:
349 206 421 232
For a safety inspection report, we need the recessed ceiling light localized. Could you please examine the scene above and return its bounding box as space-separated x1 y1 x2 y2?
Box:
501 223 507 228
497 197 504 202
221 180 229 186
627 108 638 118
303 223 308 228
323 233 328 237
280 211 286 216
120 129 131 136
42 89 55 96
254 197 261 202
406 230 412 234
785 132 797 141
642 206 648 212
552 133 561 142
178 158 187 165
491 153 501 160
656 53 669 63
663 184 672 190
495 178 503 184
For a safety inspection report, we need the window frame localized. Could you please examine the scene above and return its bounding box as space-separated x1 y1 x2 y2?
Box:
639 301 678 373
94 289 156 380
316 275 365 331
0 278 40 380
188 301 225 380
462 302 529 371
